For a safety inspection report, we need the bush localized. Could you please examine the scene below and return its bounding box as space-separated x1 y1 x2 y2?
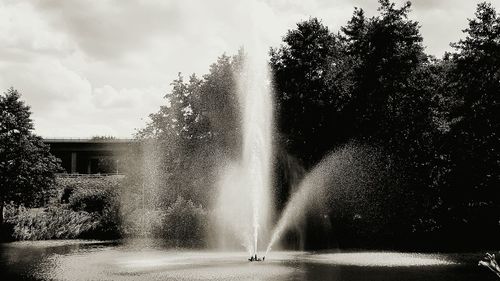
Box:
5 205 97 240
65 183 121 239
68 188 113 214
55 176 122 205
159 196 208 247
4 177 206 243
92 202 121 239
60 185 75 204
119 195 208 246
57 176 122 239
2 176 124 241
4 203 121 240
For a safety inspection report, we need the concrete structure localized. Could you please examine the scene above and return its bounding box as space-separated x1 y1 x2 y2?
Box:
43 138 137 174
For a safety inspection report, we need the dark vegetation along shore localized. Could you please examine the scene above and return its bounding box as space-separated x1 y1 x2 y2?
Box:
0 0 499 251
3 177 121 241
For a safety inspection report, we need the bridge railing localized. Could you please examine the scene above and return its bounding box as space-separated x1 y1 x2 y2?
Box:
55 173 126 178
43 138 135 143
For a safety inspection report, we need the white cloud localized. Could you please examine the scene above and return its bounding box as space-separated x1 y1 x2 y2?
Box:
0 0 497 138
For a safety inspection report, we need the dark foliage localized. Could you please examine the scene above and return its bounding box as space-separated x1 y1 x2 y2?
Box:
0 88 62 230
271 1 500 250
126 0 498 250
5 0 495 250
437 2 500 248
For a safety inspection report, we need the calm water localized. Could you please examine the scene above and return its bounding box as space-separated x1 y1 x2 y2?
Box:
0 240 495 281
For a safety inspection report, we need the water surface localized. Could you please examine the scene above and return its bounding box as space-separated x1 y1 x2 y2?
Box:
0 240 495 280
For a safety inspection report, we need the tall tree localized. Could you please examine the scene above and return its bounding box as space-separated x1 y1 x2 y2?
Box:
271 18 344 167
341 0 427 142
272 1 447 245
135 53 243 206
442 2 500 243
344 0 437 209
0 88 61 225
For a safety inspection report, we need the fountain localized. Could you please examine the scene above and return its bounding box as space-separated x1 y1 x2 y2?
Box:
213 47 352 258
213 47 362 258
214 49 274 257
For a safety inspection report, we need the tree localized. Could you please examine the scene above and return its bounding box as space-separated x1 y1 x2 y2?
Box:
125 54 243 241
132 53 243 205
271 18 344 167
271 1 449 246
341 0 427 141
441 2 500 244
199 53 242 158
0 88 61 226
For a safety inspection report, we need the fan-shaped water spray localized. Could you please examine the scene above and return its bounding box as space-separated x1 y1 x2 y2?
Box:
265 144 372 254
265 151 337 254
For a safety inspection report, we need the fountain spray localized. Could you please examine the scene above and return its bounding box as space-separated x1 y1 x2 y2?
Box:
239 48 273 255
212 4 274 255
265 148 345 255
213 48 274 255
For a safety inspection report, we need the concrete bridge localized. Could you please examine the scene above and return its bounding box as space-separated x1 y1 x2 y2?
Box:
43 138 137 174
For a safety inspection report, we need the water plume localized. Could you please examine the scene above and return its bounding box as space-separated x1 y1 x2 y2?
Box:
266 144 372 254
214 49 274 254
240 50 274 254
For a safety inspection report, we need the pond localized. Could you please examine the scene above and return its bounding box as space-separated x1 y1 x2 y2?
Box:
0 240 496 281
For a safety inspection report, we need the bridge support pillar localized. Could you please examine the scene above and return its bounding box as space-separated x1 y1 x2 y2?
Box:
71 152 77 173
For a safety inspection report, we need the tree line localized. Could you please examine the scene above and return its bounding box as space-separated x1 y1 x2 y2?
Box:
134 0 499 249
0 0 498 249
270 0 499 249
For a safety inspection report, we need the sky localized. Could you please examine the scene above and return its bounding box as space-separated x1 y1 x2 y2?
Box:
0 0 497 138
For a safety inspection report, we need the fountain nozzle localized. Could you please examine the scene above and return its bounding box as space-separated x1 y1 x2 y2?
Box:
249 253 264 262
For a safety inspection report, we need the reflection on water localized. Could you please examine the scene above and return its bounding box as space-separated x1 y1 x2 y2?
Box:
303 252 455 266
0 240 495 281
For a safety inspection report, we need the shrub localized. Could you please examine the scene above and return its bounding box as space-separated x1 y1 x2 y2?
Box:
90 203 122 239
55 176 122 205
5 205 98 240
60 185 75 204
68 188 112 214
65 185 121 239
119 195 209 246
4 203 121 240
159 196 208 247
3 175 124 241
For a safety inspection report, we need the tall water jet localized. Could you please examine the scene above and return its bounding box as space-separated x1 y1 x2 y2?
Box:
214 49 274 254
241 50 274 254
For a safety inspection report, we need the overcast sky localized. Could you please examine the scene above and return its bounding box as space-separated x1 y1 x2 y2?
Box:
0 0 497 138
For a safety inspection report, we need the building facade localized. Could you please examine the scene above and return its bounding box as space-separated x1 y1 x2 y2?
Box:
43 138 137 174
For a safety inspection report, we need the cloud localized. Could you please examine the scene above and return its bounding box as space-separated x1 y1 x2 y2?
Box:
0 0 497 138
0 56 165 137
32 0 182 60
